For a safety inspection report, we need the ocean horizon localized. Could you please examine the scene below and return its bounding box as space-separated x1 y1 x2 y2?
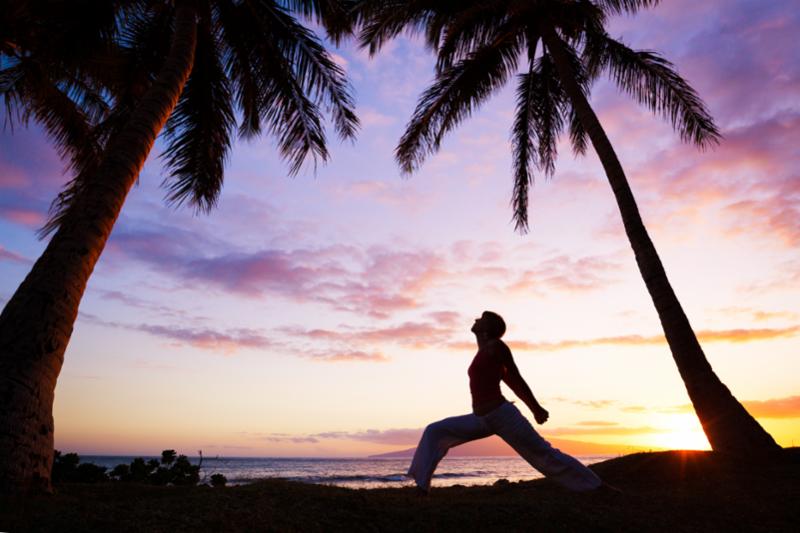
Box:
78 455 614 489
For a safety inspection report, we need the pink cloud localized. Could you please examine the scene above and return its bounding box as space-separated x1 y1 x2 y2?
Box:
425 310 462 327
178 246 447 319
0 245 29 264
0 164 31 189
506 254 622 294
285 320 457 350
313 428 421 445
0 207 46 227
136 324 276 354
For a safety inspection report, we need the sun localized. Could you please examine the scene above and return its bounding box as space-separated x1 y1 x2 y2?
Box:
651 414 711 450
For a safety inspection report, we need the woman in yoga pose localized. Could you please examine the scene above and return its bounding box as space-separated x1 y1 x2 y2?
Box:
408 311 605 494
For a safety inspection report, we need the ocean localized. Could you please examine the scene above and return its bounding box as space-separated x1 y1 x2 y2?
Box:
80 455 612 489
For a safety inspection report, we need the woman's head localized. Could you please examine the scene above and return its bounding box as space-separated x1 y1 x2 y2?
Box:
471 311 506 339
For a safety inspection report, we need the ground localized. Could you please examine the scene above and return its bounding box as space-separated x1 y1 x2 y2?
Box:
2 450 798 532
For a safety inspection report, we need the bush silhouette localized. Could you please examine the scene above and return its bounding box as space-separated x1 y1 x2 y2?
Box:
52 451 108 483
161 449 177 465
54 449 214 486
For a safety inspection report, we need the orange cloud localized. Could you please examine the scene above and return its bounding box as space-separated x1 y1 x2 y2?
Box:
316 350 389 363
544 425 667 437
656 395 800 419
743 396 800 419
452 325 800 353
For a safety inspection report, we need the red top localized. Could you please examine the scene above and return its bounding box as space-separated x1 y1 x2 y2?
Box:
468 341 512 411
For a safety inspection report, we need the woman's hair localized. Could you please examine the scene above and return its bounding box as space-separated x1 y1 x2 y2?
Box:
483 311 506 339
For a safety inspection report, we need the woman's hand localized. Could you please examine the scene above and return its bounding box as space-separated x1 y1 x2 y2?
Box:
533 406 549 424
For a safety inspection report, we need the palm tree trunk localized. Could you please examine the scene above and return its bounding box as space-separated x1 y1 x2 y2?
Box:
540 26 780 455
0 3 198 494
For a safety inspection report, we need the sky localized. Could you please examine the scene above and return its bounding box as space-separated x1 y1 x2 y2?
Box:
1 0 798 457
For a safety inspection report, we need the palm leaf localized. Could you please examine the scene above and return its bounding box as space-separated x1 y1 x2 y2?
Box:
511 64 536 233
1 58 102 176
215 0 264 138
529 53 567 177
355 0 456 56
280 0 355 43
260 2 359 142
434 2 513 72
396 26 522 174
596 0 661 16
591 33 720 146
161 23 234 211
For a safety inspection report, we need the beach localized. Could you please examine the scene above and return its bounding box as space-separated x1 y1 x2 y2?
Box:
3 450 798 532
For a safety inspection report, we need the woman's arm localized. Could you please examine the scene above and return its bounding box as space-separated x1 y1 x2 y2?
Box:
497 344 550 424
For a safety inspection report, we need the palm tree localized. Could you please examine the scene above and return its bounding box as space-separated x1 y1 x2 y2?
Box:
0 0 358 493
355 0 780 455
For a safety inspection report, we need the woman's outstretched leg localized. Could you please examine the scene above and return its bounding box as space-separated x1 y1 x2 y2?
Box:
487 402 602 491
407 413 491 492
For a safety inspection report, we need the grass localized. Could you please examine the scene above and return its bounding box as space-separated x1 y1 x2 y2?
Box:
2 450 798 532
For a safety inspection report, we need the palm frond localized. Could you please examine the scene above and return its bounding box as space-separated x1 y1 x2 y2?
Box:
260 3 359 142
249 30 329 175
510 65 536 233
435 2 512 72
161 24 234 211
1 58 102 175
117 1 173 89
217 2 329 174
568 105 588 156
595 0 661 16
396 28 522 174
530 53 567 176
355 0 448 56
593 33 720 147
555 38 592 157
215 0 263 138
280 0 355 43
263 74 328 176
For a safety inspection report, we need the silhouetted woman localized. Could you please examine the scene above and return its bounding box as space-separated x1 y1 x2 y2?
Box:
408 311 603 493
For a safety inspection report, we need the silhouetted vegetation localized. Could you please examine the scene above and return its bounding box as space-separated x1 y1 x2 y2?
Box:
51 449 226 487
51 452 108 484
210 473 228 488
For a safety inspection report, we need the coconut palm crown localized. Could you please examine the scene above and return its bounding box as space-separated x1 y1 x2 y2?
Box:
354 0 781 455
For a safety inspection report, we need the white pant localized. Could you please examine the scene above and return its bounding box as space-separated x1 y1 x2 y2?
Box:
408 401 602 491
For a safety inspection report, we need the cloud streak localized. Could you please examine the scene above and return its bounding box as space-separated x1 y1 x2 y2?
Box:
0 245 29 264
255 428 421 446
669 396 800 419
446 325 800 353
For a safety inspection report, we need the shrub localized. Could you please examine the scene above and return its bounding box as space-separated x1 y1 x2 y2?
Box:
161 449 177 465
210 473 227 488
52 451 108 483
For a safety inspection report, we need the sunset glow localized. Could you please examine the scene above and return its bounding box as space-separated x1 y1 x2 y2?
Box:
1 0 798 458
